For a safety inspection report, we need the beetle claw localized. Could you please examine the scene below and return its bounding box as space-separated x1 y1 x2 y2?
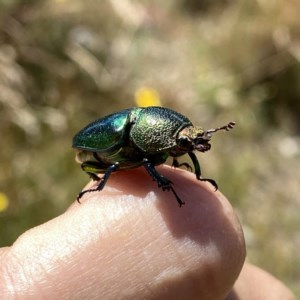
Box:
199 177 218 190
76 163 119 202
143 159 185 207
76 189 91 202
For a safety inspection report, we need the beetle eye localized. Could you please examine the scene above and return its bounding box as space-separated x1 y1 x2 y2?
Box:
178 137 191 149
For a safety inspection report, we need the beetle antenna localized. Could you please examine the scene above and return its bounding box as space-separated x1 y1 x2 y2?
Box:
206 121 235 134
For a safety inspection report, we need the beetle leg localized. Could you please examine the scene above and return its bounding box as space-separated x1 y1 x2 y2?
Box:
143 158 185 207
172 157 193 171
77 163 119 202
188 152 201 179
188 152 218 190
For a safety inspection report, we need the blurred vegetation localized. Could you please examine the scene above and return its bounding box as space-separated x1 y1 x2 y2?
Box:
0 0 299 296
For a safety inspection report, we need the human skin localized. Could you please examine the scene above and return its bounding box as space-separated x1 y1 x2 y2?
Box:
0 166 295 299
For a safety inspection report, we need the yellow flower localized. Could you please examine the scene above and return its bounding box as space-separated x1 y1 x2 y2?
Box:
134 87 161 107
0 192 9 212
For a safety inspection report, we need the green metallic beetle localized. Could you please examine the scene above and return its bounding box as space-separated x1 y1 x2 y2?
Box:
73 106 235 206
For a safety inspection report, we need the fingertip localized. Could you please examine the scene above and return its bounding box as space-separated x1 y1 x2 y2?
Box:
71 166 245 299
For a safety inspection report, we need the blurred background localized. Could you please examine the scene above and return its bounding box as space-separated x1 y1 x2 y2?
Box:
0 0 299 296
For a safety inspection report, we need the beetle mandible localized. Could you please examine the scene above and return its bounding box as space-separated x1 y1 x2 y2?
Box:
72 106 235 206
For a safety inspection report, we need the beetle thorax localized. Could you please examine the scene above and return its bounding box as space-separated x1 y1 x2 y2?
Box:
176 125 212 153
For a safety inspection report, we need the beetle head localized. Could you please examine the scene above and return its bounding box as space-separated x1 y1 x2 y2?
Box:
177 122 235 153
